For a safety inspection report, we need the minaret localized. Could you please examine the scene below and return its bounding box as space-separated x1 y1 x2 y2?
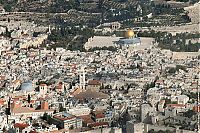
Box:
48 25 51 34
79 66 86 90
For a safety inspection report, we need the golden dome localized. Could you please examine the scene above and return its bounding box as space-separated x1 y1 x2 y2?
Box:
125 30 135 38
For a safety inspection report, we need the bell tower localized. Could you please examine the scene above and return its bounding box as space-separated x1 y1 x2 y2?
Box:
79 66 86 90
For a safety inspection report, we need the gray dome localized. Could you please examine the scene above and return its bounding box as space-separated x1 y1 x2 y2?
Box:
20 81 33 92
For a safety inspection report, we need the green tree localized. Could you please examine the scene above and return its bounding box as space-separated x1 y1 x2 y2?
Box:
183 110 196 118
69 125 74 130
42 113 48 120
59 105 66 112
4 4 12 12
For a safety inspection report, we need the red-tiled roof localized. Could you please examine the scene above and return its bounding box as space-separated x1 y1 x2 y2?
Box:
53 115 76 121
11 106 54 114
159 100 165 103
30 130 38 133
193 106 200 112
40 84 47 86
12 98 20 101
0 99 5 105
56 84 62 90
70 88 82 96
0 76 5 80
88 80 101 85
88 122 108 128
96 113 105 119
14 123 29 129
156 80 164 83
78 115 94 124
192 82 198 85
30 100 36 104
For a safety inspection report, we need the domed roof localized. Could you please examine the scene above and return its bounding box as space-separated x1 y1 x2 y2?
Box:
125 30 135 38
20 81 33 92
